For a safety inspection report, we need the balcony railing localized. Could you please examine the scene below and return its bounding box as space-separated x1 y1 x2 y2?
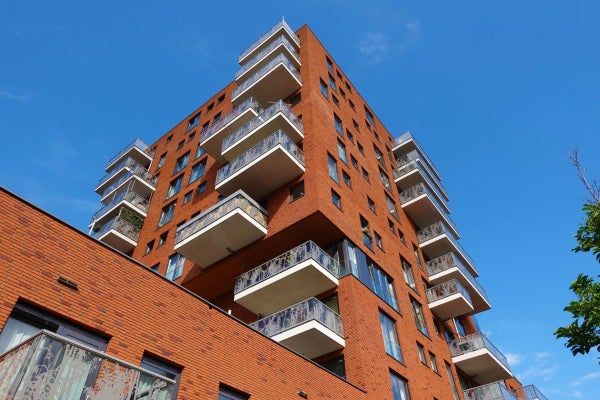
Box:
175 190 267 245
105 138 153 169
427 253 487 297
221 100 304 152
97 157 138 188
394 150 447 199
417 221 476 267
100 163 157 198
463 381 518 400
250 297 343 338
215 130 305 185
519 385 548 400
236 34 300 79
91 188 149 222
393 131 441 179
91 215 140 242
0 330 174 400
239 19 299 62
448 333 511 372
232 53 301 100
201 97 263 143
426 279 472 304
234 241 340 294
400 182 454 225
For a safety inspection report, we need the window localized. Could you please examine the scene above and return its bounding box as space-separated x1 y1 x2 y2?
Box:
332 94 339 107
187 131 196 142
402 258 416 290
349 99 356 111
213 112 221 121
411 298 429 336
388 219 396 234
140 355 181 399
166 134 173 143
290 181 305 201
328 155 339 183
367 197 376 213
345 81 352 93
166 253 184 281
386 194 398 218
145 240 155 255
157 153 166 169
454 318 467 337
350 155 358 169
357 142 364 155
346 130 354 143
337 140 347 163
158 202 176 227
342 171 351 187
399 230 406 245
158 231 168 246
334 114 343 135
195 144 206 159
390 372 410 400
166 175 183 199
289 92 301 107
176 140 185 150
361 167 370 182
379 312 403 361
218 385 248 400
336 69 342 79
320 356 346 379
217 94 226 103
429 352 439 373
187 113 200 130
375 232 383 249
339 87 346 98
446 363 460 400
326 56 334 72
413 245 424 270
196 182 207 195
331 189 342 208
207 102 214 111
360 216 373 249
173 152 190 174
365 106 376 125
150 263 160 273
374 145 384 164
320 79 329 98
183 191 193 204
328 73 337 91
417 342 427 364
189 160 206 183
202 121 210 132
380 168 391 189
445 329 456 343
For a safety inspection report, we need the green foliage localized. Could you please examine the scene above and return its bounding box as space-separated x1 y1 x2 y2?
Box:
573 202 600 261
119 208 144 230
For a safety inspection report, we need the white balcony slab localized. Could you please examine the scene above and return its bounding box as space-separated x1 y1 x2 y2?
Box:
273 320 345 359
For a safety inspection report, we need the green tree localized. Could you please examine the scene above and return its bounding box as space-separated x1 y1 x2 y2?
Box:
555 149 600 359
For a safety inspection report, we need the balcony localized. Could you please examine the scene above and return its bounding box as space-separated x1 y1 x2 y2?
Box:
250 297 345 359
239 19 300 65
417 221 478 276
91 215 140 253
394 149 448 201
221 100 304 162
400 182 456 235
463 381 519 400
514 385 548 400
174 190 267 268
392 131 442 183
234 241 340 315
449 333 513 384
96 161 157 202
426 279 474 319
104 138 154 172
236 34 301 83
215 130 305 199
200 97 262 161
231 52 302 106
0 330 174 399
427 253 491 313
90 187 149 228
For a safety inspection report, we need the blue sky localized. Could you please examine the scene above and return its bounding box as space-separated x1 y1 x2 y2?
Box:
1 1 599 398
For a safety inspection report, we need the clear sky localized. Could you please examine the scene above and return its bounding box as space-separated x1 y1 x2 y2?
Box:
1 1 599 398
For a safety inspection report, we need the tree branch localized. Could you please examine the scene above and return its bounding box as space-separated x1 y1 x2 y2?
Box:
569 148 600 203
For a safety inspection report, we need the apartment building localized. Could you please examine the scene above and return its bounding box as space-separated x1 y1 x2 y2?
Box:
0 20 548 400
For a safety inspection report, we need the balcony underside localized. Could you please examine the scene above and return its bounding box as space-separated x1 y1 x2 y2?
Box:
96 229 137 253
105 146 152 172
237 42 301 83
452 349 513 385
222 112 304 162
100 175 155 203
429 293 474 320
273 320 345 359
395 162 448 201
429 268 491 313
216 146 305 199
201 107 260 162
402 194 455 234
232 63 302 106
174 209 267 268
239 24 299 65
90 200 147 230
420 234 477 277
234 260 339 316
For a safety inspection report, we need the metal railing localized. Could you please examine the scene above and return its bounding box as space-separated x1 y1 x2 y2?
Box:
426 279 472 305
91 215 140 243
392 131 441 180
239 19 299 62
221 100 303 152
232 53 301 100
417 221 476 271
0 330 174 400
463 381 518 400
91 188 149 222
105 138 153 170
216 130 305 185
175 190 267 245
394 150 448 200
250 297 344 338
427 253 487 297
201 97 263 143
517 385 548 400
400 182 454 227
234 241 340 294
100 163 157 199
237 34 300 79
448 333 511 373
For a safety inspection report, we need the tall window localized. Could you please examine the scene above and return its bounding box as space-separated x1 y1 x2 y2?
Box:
374 145 384 164
166 176 183 199
331 189 342 208
173 152 190 174
429 352 439 373
157 153 166 169
158 202 176 227
365 106 376 125
416 342 427 364
413 245 424 270
445 363 460 400
386 194 398 218
320 79 328 98
360 215 372 249
187 113 200 130
402 258 416 290
328 73 337 91
195 144 206 159
328 155 339 183
380 168 391 189
140 355 181 399
334 114 343 134
337 141 347 163
379 312 403 362
166 254 184 281
390 372 410 400
410 298 429 335
326 56 334 72
454 317 467 337
189 160 206 184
